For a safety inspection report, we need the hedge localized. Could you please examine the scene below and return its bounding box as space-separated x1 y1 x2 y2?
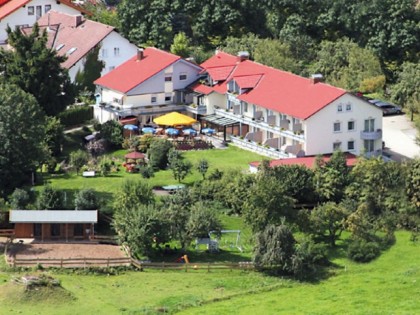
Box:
58 106 93 127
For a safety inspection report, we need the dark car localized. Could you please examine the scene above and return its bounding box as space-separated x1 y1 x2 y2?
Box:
368 99 402 115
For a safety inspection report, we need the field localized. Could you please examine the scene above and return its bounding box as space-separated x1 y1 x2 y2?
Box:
0 231 418 314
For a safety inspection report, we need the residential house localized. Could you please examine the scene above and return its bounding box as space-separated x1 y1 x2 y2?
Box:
9 210 97 241
0 0 89 44
189 51 383 158
93 47 202 125
21 10 138 82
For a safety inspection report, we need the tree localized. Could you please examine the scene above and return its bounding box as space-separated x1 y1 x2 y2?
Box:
114 180 155 210
74 189 99 210
69 150 89 175
37 186 64 210
113 203 168 256
0 84 46 196
148 138 173 170
185 202 222 245
44 116 64 157
98 120 123 148
308 202 349 246
75 46 105 95
392 62 420 121
406 158 420 211
168 150 192 182
311 38 384 92
196 159 209 180
9 188 31 210
253 223 296 275
244 175 295 232
170 32 191 58
313 151 349 203
0 24 74 116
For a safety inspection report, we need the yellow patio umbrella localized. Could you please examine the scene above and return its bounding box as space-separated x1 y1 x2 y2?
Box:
153 112 197 126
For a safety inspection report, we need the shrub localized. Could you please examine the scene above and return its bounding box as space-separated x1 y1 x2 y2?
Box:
10 188 31 209
139 165 155 179
58 105 93 127
148 138 173 170
74 189 99 210
347 240 380 263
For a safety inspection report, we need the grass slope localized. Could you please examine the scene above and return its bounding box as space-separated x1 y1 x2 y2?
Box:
180 231 420 314
0 232 418 314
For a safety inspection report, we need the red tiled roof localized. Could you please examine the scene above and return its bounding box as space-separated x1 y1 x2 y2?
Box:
190 82 213 95
22 11 113 70
249 153 358 169
205 66 235 81
200 51 346 120
94 47 181 93
0 0 89 20
233 74 263 89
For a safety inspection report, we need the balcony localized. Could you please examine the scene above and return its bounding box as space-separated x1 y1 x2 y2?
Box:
185 104 207 115
360 129 382 140
230 136 289 159
214 108 305 141
95 103 187 118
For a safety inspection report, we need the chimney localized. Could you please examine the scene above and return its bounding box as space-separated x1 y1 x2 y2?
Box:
74 15 83 27
137 48 144 61
237 51 250 63
311 74 324 84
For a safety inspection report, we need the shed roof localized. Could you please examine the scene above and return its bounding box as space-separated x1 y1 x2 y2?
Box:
9 210 98 223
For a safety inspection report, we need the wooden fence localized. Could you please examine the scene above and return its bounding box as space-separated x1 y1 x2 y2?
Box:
131 261 254 272
12 257 131 268
0 229 14 237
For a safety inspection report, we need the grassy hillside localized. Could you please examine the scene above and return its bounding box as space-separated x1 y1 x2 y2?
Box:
0 231 418 314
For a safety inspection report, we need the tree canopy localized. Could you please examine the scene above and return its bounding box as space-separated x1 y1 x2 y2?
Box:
0 24 75 116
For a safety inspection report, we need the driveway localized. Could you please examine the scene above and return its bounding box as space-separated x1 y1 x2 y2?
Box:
382 114 420 162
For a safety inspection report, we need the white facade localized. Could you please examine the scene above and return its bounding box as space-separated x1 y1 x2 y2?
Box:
98 31 138 77
0 0 82 42
94 58 202 124
68 31 138 82
305 94 383 156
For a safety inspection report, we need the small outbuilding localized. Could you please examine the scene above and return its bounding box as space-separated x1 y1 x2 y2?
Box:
9 210 98 242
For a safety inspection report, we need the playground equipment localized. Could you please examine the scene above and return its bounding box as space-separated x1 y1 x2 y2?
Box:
195 230 242 253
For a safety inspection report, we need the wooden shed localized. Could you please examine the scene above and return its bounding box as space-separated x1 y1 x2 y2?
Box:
9 210 98 242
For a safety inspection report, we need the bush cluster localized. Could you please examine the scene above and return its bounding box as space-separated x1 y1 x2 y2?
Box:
347 240 380 263
58 106 93 127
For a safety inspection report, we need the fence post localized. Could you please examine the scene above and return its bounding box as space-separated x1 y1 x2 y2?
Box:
162 261 165 272
60 258 63 268
185 263 188 273
107 258 110 268
208 263 210 273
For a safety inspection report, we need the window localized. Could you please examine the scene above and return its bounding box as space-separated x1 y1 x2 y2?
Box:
165 93 172 102
51 224 61 237
348 120 355 131
66 47 77 55
36 5 41 19
165 75 172 82
33 224 42 237
346 103 352 111
179 73 187 80
364 139 375 152
364 118 375 132
333 142 341 151
28 6 34 15
348 141 355 151
151 96 157 103
114 47 120 56
243 102 248 112
333 122 341 132
101 49 107 58
337 104 343 112
44 5 51 13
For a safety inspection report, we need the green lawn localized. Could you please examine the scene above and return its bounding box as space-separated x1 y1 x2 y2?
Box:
180 231 420 315
39 145 264 206
0 231 418 314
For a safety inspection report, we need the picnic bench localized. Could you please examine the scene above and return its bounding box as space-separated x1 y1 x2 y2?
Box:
82 171 96 177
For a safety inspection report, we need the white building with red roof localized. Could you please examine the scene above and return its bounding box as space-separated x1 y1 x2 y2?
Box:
0 0 89 44
23 11 138 81
93 47 202 124
190 51 383 158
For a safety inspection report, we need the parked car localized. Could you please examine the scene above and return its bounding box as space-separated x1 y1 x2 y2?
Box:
368 99 402 115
